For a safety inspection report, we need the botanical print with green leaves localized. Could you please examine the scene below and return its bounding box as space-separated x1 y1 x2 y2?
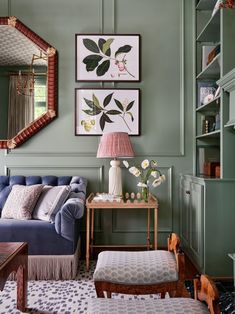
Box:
81 92 135 133
82 37 135 78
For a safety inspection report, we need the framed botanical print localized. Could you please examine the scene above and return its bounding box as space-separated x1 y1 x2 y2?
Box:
75 34 140 81
75 88 140 135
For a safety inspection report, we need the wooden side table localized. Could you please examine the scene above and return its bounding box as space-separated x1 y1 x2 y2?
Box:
85 193 158 271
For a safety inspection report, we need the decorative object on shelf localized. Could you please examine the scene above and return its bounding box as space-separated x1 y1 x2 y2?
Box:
203 161 220 177
97 132 135 196
202 45 216 70
75 88 140 135
123 159 166 202
75 34 140 81
197 81 217 108
219 0 235 9
212 0 223 17
202 115 216 134
206 44 220 66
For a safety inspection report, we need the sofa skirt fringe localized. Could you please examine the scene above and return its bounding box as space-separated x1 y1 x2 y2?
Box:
9 238 81 280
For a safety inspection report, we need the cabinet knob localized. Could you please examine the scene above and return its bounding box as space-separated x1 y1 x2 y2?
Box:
186 190 190 195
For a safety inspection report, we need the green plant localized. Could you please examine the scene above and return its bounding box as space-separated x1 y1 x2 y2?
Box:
82 93 135 132
82 37 134 78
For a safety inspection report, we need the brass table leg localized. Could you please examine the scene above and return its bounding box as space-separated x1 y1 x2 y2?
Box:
86 207 90 271
90 208 94 256
154 207 158 249
147 208 150 250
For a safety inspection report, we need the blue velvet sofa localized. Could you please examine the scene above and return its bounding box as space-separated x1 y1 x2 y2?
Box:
0 175 87 280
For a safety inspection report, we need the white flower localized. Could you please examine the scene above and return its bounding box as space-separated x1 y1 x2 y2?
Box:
123 160 129 168
151 171 158 178
129 167 141 177
152 175 166 187
141 159 149 169
152 178 162 187
160 174 166 182
137 182 148 188
152 160 158 167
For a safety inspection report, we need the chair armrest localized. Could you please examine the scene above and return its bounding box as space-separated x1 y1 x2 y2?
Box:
54 195 85 241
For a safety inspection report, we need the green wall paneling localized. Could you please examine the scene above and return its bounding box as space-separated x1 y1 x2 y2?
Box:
0 0 194 248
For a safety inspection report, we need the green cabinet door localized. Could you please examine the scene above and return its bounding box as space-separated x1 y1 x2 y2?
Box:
189 181 204 270
180 177 190 247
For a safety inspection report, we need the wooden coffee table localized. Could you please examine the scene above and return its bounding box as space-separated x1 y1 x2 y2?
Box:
0 242 28 312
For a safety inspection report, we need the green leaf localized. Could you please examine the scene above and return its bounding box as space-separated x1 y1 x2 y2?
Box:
114 99 124 111
83 98 95 109
100 113 106 131
115 45 132 58
83 55 102 72
106 110 121 115
126 111 134 122
102 38 114 55
126 100 135 111
92 94 102 109
96 60 110 76
83 38 100 53
83 108 101 116
103 93 113 107
100 113 114 131
98 39 111 56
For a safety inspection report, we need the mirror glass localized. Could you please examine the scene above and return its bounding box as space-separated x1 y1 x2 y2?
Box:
0 17 57 149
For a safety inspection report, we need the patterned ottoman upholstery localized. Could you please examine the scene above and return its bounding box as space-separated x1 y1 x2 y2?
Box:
93 250 178 285
87 298 210 314
93 233 186 298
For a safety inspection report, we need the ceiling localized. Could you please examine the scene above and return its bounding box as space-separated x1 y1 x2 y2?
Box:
0 25 47 66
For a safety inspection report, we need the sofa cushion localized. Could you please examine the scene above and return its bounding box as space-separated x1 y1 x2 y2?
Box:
33 185 71 222
1 184 43 220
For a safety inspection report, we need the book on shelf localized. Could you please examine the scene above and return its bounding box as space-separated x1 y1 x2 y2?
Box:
197 146 220 176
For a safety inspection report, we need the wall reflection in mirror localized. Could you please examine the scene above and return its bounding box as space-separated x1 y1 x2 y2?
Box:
0 27 48 140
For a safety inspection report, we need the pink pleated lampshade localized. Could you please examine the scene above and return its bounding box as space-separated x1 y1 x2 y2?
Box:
97 132 135 158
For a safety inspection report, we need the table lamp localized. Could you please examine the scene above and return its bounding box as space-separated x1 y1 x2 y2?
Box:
97 132 135 196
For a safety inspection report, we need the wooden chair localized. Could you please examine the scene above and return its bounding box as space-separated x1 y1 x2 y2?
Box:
194 274 220 314
94 233 188 298
88 274 220 314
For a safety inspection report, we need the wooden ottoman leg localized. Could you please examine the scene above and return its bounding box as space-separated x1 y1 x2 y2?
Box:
95 282 105 298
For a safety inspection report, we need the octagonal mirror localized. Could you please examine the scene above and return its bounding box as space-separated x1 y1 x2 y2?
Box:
0 16 57 149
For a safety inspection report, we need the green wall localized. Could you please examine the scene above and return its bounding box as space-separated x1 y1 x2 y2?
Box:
0 0 194 248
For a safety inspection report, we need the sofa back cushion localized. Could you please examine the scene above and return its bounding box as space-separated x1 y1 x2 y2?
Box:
33 185 71 222
1 184 44 220
0 175 87 217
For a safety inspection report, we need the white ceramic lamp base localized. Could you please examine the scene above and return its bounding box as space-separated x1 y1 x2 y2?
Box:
109 160 122 196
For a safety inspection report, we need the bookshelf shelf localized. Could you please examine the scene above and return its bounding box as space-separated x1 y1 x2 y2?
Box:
196 0 217 11
196 130 220 139
194 3 235 179
196 53 220 79
196 96 220 112
196 9 220 42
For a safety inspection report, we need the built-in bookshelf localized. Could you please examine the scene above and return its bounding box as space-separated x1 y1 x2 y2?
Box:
194 0 235 178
